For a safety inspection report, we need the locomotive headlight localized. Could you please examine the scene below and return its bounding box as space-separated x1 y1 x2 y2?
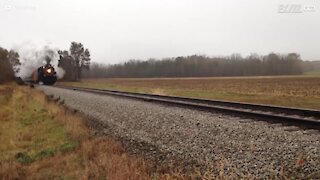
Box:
47 68 52 73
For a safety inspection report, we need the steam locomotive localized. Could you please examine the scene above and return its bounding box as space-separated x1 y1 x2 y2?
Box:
32 64 57 85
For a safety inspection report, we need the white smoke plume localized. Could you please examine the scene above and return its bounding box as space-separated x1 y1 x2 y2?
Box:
13 42 65 80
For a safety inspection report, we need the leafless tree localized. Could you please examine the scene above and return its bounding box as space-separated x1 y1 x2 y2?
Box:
82 53 307 78
58 42 91 81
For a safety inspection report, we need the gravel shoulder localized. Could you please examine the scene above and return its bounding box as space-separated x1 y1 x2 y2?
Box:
38 86 320 179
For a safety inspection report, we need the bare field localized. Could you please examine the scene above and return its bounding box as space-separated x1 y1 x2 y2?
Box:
59 76 320 110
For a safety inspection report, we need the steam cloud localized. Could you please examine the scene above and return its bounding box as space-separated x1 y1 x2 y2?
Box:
13 42 65 80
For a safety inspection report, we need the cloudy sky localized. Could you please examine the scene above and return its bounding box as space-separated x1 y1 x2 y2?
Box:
1 0 319 63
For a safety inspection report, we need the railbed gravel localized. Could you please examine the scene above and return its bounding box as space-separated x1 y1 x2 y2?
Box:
38 86 320 179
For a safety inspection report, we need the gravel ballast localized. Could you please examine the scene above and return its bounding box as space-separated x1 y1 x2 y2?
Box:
39 86 320 178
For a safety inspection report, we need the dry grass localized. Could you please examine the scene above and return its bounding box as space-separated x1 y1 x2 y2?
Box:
80 138 150 180
0 85 152 179
60 76 320 110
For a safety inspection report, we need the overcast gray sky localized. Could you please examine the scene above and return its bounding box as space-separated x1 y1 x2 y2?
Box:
1 0 319 63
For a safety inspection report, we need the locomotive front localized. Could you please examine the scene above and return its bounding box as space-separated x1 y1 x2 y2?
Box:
32 64 57 85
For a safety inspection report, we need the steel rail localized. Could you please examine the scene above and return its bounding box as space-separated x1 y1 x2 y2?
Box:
55 85 320 129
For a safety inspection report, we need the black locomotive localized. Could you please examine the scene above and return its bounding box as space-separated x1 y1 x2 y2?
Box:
32 64 57 85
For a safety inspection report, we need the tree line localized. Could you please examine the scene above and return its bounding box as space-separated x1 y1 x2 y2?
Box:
83 53 311 78
1 44 319 83
0 47 20 83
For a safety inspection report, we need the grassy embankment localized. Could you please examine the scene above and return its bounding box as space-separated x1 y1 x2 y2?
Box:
1 84 257 179
0 85 154 179
59 75 320 110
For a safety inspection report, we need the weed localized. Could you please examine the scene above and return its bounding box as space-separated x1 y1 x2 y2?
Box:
59 140 79 153
15 148 56 164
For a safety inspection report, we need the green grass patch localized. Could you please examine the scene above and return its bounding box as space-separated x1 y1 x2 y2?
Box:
63 81 152 94
15 140 78 164
304 70 320 77
16 148 55 164
0 86 79 164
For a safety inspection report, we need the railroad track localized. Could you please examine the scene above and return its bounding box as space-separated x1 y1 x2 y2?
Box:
55 85 320 130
